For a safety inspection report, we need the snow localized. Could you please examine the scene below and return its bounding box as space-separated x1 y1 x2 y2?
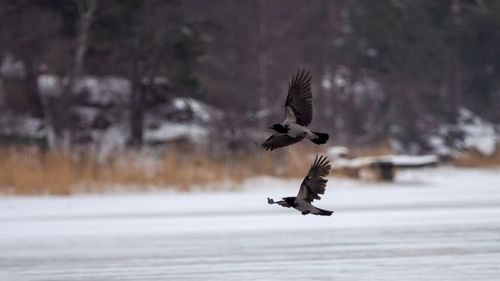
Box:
427 135 452 156
29 74 220 147
0 53 24 78
381 154 438 166
1 167 500 280
327 146 350 158
93 127 128 159
331 154 438 169
37 74 62 97
427 108 499 157
144 121 207 143
73 106 100 126
73 76 131 105
172 97 219 122
457 108 497 156
37 75 131 104
0 114 45 138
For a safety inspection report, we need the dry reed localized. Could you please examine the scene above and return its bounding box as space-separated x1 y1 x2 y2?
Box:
0 144 317 195
453 146 500 168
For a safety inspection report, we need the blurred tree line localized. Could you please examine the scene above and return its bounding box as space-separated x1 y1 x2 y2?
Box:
1 0 499 151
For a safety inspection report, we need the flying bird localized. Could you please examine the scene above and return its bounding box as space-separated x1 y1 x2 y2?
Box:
268 155 333 216
262 69 329 151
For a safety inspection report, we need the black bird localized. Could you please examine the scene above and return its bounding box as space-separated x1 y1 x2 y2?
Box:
262 69 329 151
268 155 333 216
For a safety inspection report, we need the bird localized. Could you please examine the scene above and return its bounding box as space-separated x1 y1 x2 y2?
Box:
262 69 329 151
268 155 333 216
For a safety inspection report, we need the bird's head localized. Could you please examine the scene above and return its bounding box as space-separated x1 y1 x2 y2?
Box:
269 123 288 133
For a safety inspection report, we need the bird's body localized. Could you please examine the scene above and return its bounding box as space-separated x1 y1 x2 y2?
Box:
262 69 329 151
268 155 333 216
282 122 315 140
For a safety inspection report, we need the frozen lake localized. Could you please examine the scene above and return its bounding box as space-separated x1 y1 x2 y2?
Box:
1 167 500 280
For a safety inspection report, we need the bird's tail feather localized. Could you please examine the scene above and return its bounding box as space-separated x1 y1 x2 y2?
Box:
311 132 329 145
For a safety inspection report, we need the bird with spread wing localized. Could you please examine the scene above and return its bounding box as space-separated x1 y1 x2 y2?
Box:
268 155 333 216
262 69 329 151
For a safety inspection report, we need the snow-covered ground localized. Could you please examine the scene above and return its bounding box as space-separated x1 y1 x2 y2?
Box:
1 167 500 281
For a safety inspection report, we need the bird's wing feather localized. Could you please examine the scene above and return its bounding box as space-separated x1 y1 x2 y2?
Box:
285 69 313 126
262 133 301 151
297 155 331 203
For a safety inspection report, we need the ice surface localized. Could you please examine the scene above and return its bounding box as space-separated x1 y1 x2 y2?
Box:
1 167 500 280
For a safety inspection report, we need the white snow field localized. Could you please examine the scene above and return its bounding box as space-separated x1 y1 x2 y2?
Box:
1 167 500 281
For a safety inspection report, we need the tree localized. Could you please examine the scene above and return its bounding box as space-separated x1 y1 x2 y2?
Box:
0 0 62 118
90 0 203 146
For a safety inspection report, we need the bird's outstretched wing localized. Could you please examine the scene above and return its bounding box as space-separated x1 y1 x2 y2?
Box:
285 69 313 126
262 133 301 151
297 155 331 203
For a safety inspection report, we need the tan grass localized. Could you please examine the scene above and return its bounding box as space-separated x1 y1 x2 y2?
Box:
0 144 319 195
453 146 500 168
349 142 394 157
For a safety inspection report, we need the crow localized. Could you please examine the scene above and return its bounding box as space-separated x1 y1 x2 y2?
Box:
268 155 333 216
262 69 329 151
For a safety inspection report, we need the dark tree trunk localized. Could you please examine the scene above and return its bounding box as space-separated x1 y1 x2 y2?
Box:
449 0 463 120
130 85 146 147
22 54 44 118
129 59 146 147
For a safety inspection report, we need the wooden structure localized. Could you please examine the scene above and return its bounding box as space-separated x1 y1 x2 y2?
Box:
329 150 439 181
